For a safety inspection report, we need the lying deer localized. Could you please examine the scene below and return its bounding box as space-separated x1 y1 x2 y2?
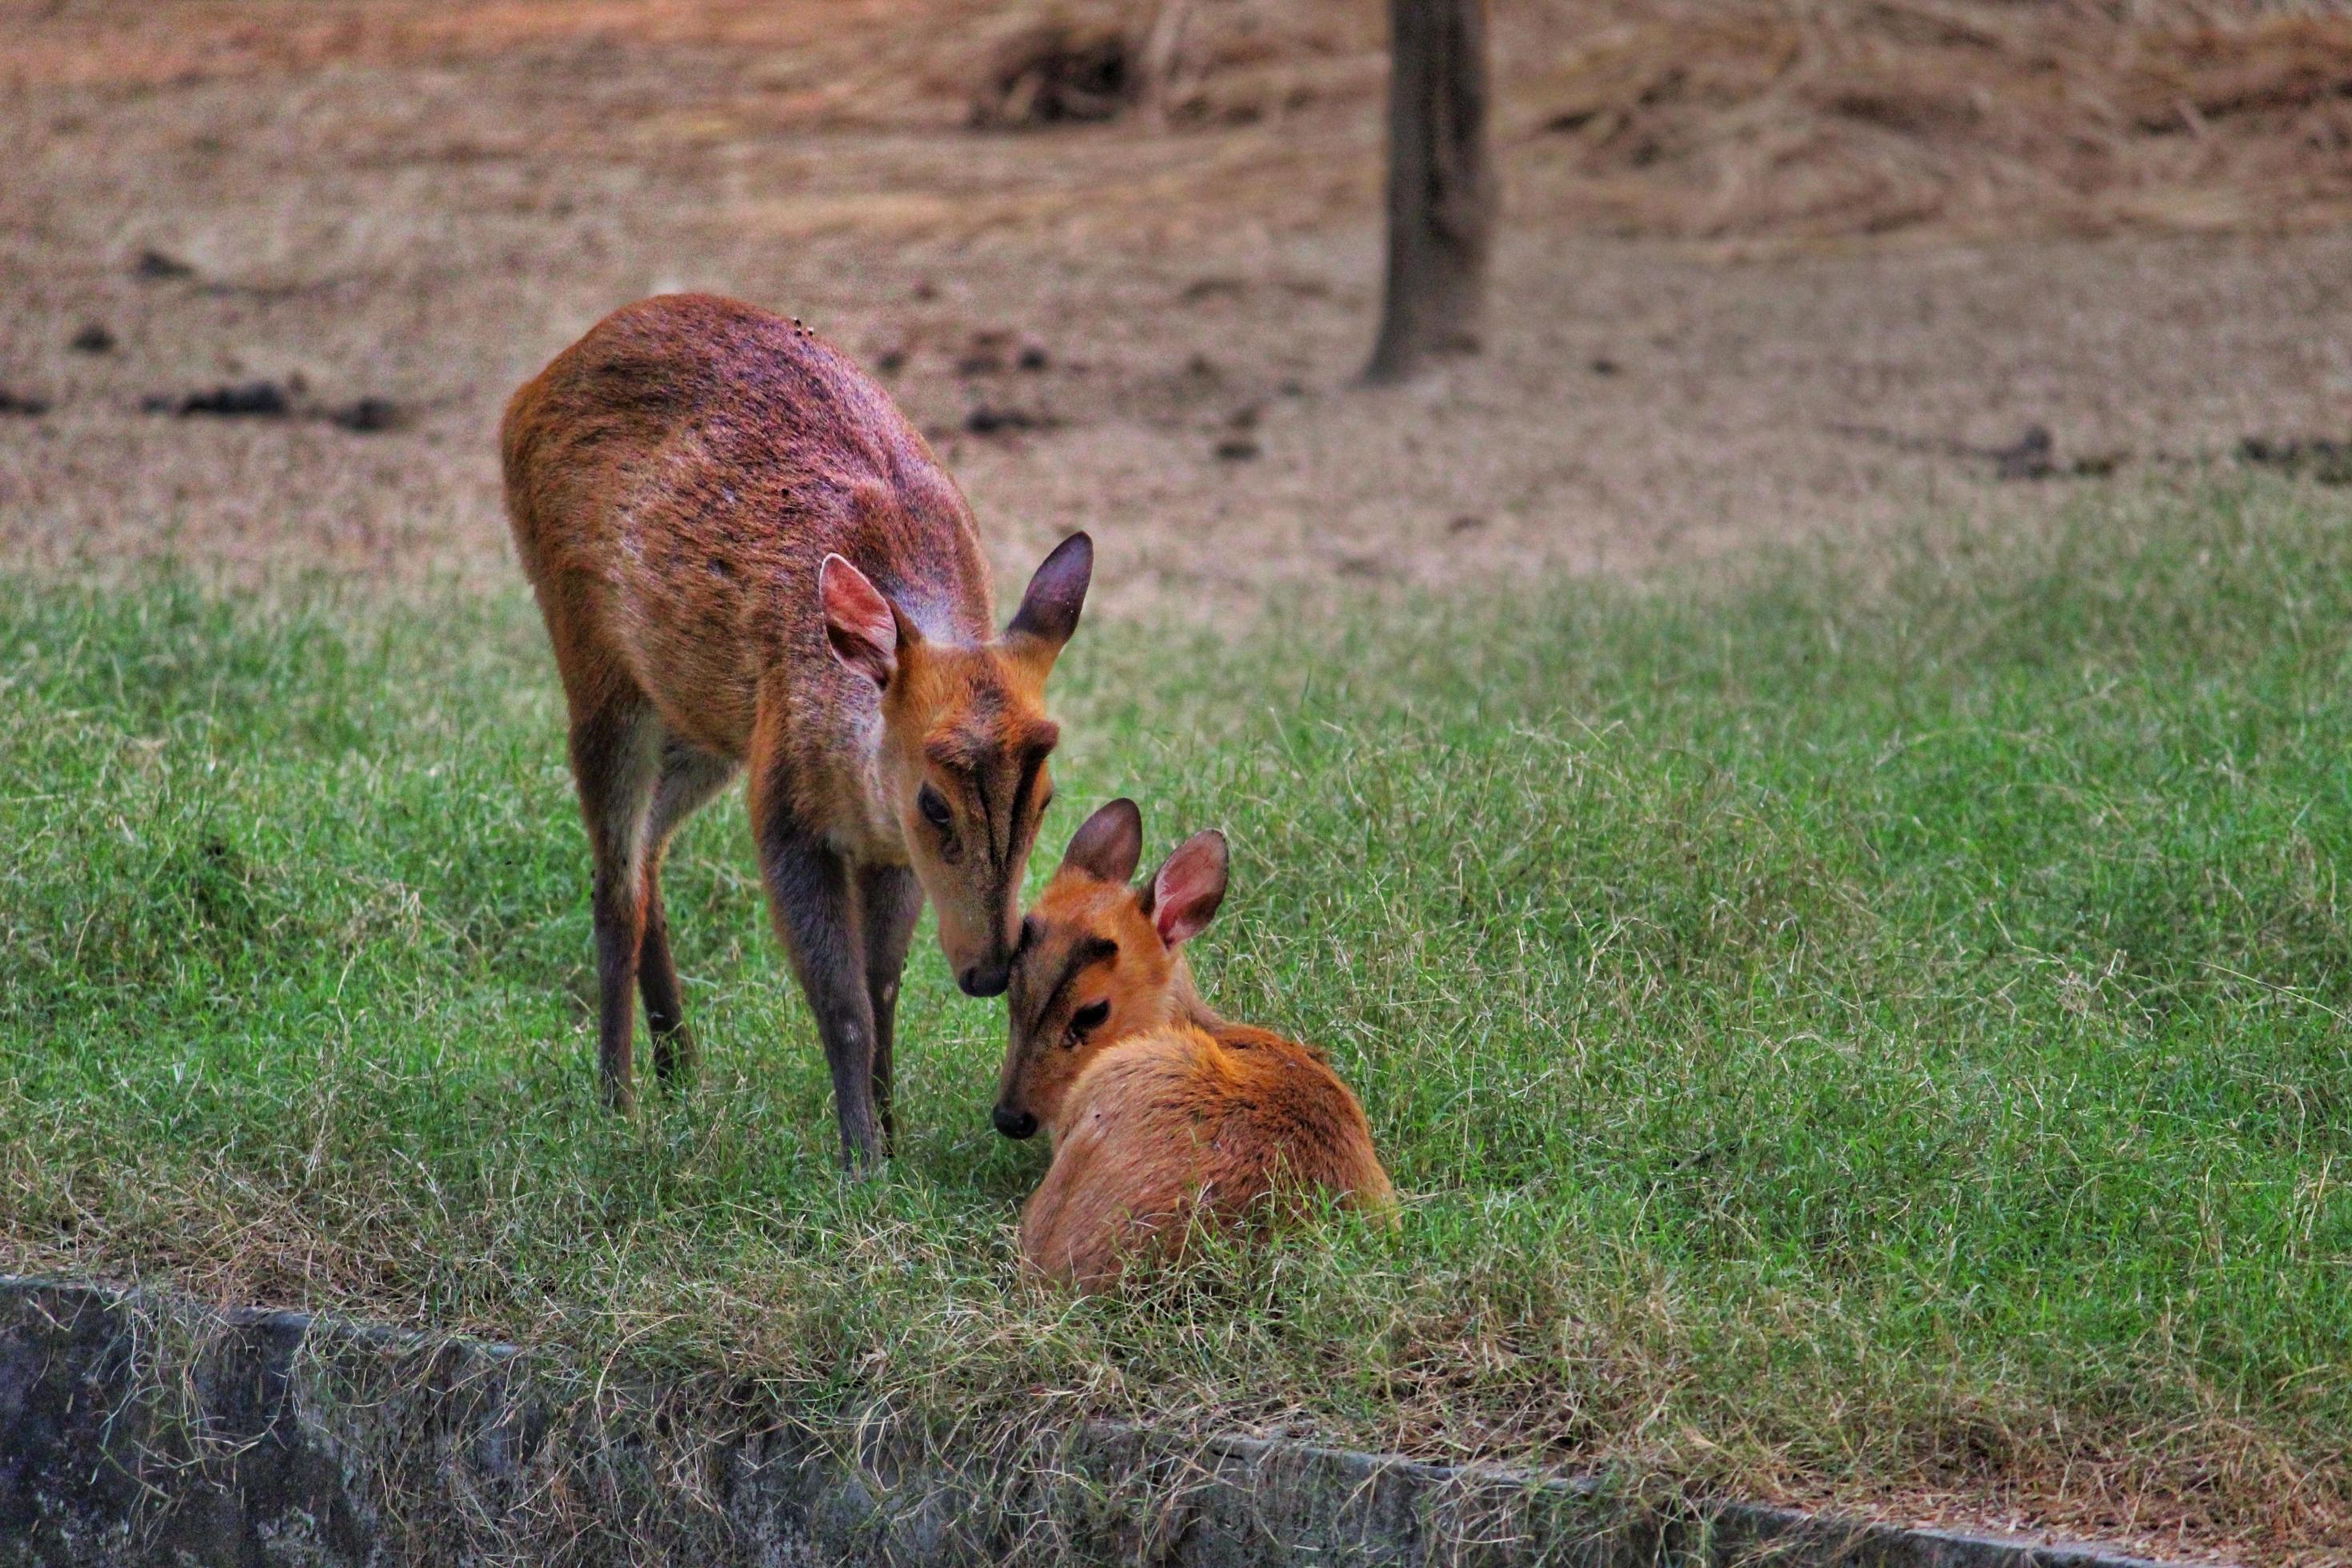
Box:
994 800 1394 1288
502 292 1090 1167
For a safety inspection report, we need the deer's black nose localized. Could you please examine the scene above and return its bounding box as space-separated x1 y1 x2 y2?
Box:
960 962 1010 998
993 1105 1038 1140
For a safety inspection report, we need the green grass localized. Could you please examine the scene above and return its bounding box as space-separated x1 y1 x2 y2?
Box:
3 482 2349 1555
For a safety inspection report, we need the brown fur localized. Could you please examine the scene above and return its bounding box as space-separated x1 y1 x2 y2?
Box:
502 292 1089 1164
996 801 1394 1290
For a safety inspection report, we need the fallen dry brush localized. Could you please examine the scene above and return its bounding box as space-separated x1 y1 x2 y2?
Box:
1506 2 2352 237
8 0 2350 238
926 0 2352 238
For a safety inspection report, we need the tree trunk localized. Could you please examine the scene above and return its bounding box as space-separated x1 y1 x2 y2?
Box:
1364 0 1495 385
1137 0 1194 128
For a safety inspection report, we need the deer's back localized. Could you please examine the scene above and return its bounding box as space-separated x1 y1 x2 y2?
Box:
501 293 992 758
1022 1024 1393 1286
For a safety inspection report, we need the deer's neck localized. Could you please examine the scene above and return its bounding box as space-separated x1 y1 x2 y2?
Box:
814 701 901 862
1166 952 1226 1033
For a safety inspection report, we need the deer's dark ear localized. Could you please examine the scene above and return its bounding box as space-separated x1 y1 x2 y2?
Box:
1062 798 1142 884
821 554 900 689
1148 830 1228 947
1006 531 1092 655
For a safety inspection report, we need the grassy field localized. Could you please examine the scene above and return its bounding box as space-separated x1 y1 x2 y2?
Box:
3 482 2349 1558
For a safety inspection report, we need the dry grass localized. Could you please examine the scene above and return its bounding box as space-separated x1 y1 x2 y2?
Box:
11 1 2352 238
1509 4 2352 239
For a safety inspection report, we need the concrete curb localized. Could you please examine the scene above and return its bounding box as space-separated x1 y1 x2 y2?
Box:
0 1275 2202 1567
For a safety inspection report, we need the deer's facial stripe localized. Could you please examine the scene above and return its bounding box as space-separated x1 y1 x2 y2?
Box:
972 762 1000 870
1009 746 1048 852
1022 934 1116 1046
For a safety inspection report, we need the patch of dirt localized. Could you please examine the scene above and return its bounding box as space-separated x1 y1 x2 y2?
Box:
0 0 2349 626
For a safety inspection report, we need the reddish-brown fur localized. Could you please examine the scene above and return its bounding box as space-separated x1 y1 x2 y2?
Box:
995 800 1394 1290
502 293 1090 1165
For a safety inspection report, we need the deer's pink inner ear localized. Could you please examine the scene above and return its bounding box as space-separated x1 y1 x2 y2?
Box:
1151 832 1229 946
821 554 898 688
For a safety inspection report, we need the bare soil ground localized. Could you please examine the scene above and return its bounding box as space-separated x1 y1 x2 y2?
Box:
4 1 2352 619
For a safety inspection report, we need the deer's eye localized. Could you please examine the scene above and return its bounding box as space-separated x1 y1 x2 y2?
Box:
1069 999 1110 1038
918 786 953 830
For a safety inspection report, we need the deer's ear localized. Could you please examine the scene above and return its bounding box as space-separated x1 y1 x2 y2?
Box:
1149 830 1228 947
1062 798 1142 884
820 554 899 689
1006 531 1093 659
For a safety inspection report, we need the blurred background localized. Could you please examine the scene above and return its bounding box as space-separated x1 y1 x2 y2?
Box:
3 0 2350 610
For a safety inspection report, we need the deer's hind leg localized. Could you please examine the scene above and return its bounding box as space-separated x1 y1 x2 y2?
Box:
637 734 741 1088
566 691 664 1113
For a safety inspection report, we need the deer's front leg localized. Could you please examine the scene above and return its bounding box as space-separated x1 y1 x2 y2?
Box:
754 806 884 1173
856 862 924 1156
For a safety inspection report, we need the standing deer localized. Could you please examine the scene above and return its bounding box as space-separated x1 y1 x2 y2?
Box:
501 293 1090 1169
994 800 1394 1289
